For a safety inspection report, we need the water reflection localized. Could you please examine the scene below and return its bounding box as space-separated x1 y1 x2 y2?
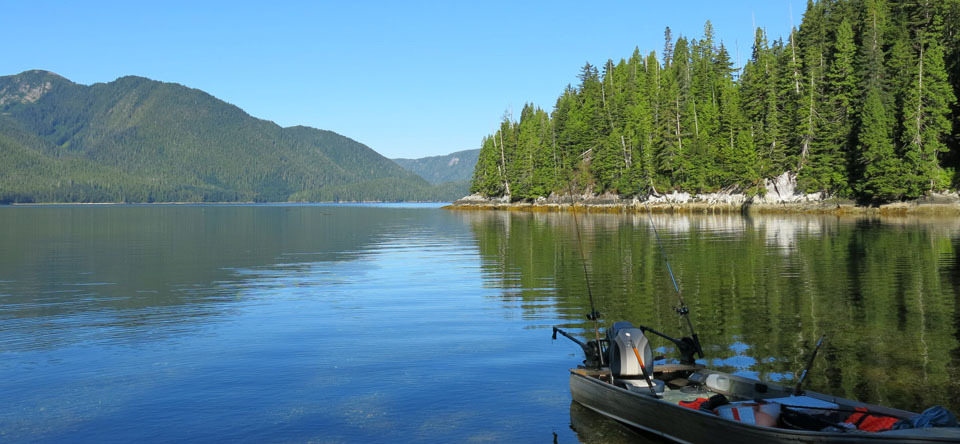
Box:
0 205 405 351
1 205 958 443
463 210 960 415
567 401 669 443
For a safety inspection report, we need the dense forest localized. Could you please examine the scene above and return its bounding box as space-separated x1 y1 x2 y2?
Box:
471 0 960 203
0 70 460 203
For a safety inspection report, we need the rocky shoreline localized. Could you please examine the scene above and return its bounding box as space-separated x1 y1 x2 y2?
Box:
447 173 960 216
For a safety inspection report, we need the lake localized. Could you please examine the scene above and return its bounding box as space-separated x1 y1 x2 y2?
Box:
1 204 958 443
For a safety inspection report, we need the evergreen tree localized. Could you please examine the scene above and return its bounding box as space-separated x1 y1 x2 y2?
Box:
741 28 783 178
530 107 558 196
899 7 957 196
858 88 905 200
718 68 760 189
856 0 905 201
552 85 579 174
631 51 661 194
593 59 630 192
470 136 504 196
794 0 829 186
495 114 516 198
512 104 538 199
806 17 856 195
468 0 960 203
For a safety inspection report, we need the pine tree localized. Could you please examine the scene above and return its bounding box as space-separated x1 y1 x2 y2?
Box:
672 37 697 188
741 28 782 179
496 114 517 198
776 33 803 175
632 51 661 195
468 0 960 202
899 7 957 196
529 107 558 196
694 22 724 191
593 59 632 192
679 22 725 192
794 0 828 188
856 0 905 201
806 17 856 195
512 104 538 199
619 48 648 195
656 36 682 190
858 89 904 200
471 136 505 196
718 68 759 190
552 85 579 175
940 0 960 184
663 27 674 69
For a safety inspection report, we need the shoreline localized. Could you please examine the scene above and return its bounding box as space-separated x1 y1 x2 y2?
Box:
1 200 450 206
445 193 960 216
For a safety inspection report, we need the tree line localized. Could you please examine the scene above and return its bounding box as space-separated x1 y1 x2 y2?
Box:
471 0 960 203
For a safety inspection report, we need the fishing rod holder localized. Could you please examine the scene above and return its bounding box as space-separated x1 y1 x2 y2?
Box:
638 325 700 365
553 327 605 370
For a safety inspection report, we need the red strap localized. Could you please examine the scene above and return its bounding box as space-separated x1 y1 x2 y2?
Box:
845 407 868 425
844 407 897 432
679 398 709 410
857 415 899 432
731 407 741 422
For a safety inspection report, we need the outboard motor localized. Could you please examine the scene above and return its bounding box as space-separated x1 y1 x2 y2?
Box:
605 322 663 393
606 322 653 377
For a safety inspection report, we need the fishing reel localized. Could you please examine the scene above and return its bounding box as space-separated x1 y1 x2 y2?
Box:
553 326 606 370
638 325 700 365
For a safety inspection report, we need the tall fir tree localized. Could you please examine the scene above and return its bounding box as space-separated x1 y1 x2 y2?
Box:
471 136 505 197
468 0 960 203
794 0 828 186
805 17 856 195
856 0 905 201
899 6 957 196
741 28 783 179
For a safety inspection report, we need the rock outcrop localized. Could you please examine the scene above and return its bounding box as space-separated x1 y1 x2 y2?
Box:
449 172 960 215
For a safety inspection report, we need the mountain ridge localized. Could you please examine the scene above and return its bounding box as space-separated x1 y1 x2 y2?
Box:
392 149 479 185
0 70 458 203
391 149 480 202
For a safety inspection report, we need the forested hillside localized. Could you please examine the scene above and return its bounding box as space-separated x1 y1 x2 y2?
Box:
471 0 960 203
393 149 480 184
393 149 479 199
0 70 452 203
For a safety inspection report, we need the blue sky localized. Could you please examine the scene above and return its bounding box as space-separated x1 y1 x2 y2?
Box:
3 0 807 159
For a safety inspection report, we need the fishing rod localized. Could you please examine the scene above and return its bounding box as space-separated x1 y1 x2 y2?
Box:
569 185 604 367
794 335 826 396
645 207 704 360
550 181 610 372
624 332 660 398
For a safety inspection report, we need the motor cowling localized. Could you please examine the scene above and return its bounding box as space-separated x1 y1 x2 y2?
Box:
606 322 654 378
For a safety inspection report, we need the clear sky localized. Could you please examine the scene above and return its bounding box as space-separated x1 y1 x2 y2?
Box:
2 0 807 159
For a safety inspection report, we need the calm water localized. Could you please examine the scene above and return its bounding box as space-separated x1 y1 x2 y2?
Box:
1 204 958 443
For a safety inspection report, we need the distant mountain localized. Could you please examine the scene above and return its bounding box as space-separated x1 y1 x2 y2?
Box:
0 70 456 203
392 149 479 200
393 149 479 184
